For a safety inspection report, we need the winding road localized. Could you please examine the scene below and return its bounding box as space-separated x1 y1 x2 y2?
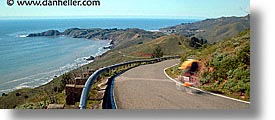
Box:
114 59 249 109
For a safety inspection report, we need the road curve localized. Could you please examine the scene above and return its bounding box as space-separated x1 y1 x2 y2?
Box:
114 59 249 109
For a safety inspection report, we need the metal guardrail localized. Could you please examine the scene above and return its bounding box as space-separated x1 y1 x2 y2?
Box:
79 56 180 109
102 75 117 109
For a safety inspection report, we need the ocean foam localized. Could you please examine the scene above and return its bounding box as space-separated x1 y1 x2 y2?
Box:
18 35 28 38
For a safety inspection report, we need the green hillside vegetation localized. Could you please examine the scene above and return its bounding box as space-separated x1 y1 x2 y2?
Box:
119 35 198 57
0 73 70 109
161 15 250 43
198 29 250 100
110 28 164 50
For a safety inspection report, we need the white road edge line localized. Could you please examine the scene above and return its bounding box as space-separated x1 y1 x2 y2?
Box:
163 63 250 104
113 83 118 109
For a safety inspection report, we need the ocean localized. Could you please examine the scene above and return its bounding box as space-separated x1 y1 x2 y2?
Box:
0 18 197 94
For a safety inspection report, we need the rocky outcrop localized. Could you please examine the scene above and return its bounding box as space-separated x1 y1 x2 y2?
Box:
27 28 123 40
27 30 61 37
86 56 95 61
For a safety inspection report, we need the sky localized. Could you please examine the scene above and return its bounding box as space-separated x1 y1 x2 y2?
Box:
0 0 250 19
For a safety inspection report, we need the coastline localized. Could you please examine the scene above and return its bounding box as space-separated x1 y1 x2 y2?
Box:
0 46 116 108
0 43 110 95
37 47 110 88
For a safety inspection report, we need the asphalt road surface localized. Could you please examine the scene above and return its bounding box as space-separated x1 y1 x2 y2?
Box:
114 59 249 109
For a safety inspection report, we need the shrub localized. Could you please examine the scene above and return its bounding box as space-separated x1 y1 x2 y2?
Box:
16 93 21 96
151 45 164 58
1 93 8 97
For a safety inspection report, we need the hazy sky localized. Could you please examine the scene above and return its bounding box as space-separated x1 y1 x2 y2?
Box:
0 0 250 19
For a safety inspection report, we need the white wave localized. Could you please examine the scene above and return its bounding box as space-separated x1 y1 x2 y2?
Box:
15 85 31 90
0 68 61 85
148 29 160 32
18 34 28 38
19 80 35 86
0 88 15 93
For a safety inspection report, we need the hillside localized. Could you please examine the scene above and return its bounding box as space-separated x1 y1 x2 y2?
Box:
119 35 187 57
166 29 250 101
198 29 250 100
160 15 250 43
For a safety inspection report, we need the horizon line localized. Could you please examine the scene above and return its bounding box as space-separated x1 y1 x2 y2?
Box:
0 14 249 20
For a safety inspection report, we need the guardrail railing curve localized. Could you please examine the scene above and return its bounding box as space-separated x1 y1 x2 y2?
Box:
79 56 180 109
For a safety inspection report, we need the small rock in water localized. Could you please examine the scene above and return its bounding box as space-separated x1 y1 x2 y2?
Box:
86 56 95 61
